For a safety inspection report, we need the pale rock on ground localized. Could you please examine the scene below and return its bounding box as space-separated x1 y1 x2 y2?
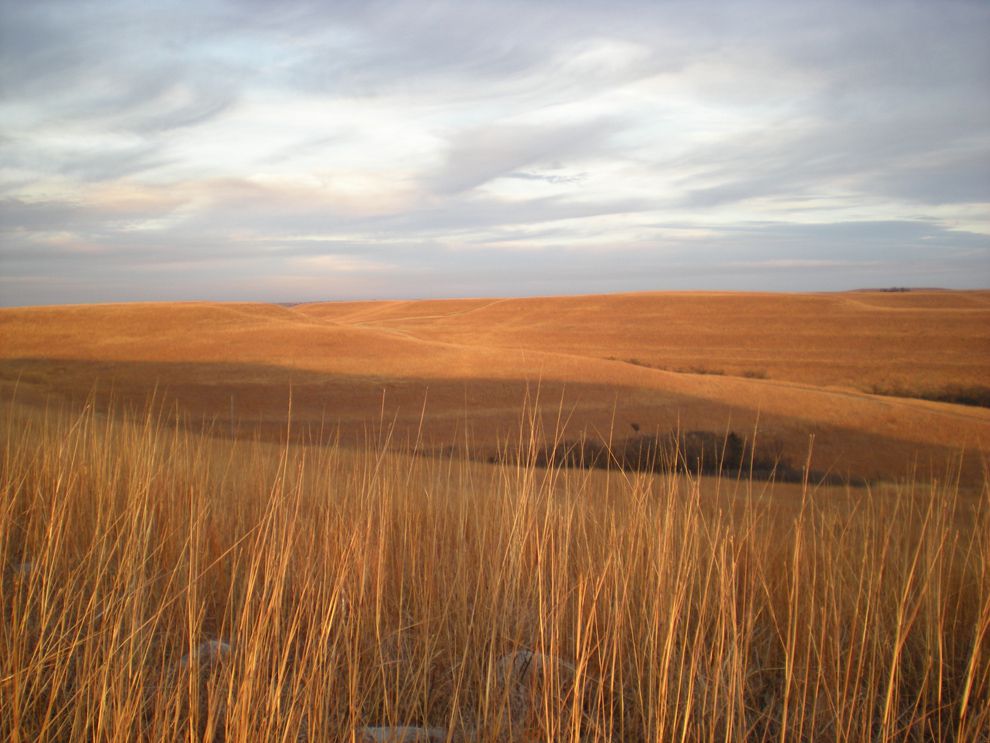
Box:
178 638 232 669
352 650 589 743
13 561 35 577
356 726 450 742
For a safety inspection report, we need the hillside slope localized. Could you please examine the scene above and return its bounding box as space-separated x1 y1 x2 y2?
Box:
2 291 988 483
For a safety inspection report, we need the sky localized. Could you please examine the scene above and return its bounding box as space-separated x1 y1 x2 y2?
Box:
1 0 988 306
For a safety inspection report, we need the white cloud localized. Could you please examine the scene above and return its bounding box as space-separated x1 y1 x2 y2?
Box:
0 0 988 305
293 254 394 273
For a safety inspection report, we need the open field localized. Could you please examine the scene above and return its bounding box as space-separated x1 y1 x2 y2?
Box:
2 290 990 740
2 397 988 741
2 290 989 484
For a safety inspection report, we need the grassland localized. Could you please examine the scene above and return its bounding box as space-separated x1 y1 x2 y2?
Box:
2 396 988 741
1 290 989 484
1 290 989 740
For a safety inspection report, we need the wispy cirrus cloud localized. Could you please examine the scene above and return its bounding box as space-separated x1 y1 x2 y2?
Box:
1 0 988 305
427 120 619 195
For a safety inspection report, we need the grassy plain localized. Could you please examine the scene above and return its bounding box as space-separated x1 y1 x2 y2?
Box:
1 290 988 483
1 290 989 740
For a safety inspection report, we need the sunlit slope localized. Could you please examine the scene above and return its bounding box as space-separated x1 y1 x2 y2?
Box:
297 290 990 392
2 292 989 482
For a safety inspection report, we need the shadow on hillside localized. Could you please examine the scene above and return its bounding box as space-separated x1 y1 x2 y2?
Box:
1 356 984 487
483 431 841 484
870 384 990 409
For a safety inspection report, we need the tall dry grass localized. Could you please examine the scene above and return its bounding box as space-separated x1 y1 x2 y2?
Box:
1 395 988 741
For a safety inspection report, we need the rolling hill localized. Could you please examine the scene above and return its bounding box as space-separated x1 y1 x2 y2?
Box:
2 290 988 484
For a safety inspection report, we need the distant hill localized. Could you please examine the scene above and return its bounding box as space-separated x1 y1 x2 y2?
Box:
2 290 988 484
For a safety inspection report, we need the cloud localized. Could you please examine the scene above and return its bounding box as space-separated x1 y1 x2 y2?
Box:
1 0 988 305
672 103 990 210
293 254 394 273
506 171 588 185
864 152 990 206
427 120 619 194
0 3 240 123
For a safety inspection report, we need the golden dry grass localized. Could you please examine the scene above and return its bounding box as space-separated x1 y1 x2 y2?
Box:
1 291 988 484
2 290 990 740
1 396 988 741
294 290 990 391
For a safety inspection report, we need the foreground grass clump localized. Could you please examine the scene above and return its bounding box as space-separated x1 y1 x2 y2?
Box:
1 399 988 741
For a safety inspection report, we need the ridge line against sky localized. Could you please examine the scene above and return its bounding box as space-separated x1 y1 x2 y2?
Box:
1 0 988 306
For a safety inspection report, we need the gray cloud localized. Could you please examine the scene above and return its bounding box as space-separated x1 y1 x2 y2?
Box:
864 152 990 206
1 0 988 305
0 192 184 233
0 198 86 232
507 171 588 185
428 120 618 194
4 194 987 303
57 145 173 183
675 107 990 209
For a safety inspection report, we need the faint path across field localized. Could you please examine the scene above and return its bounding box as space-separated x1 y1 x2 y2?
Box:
281 298 990 470
292 299 990 428
2 291 988 482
